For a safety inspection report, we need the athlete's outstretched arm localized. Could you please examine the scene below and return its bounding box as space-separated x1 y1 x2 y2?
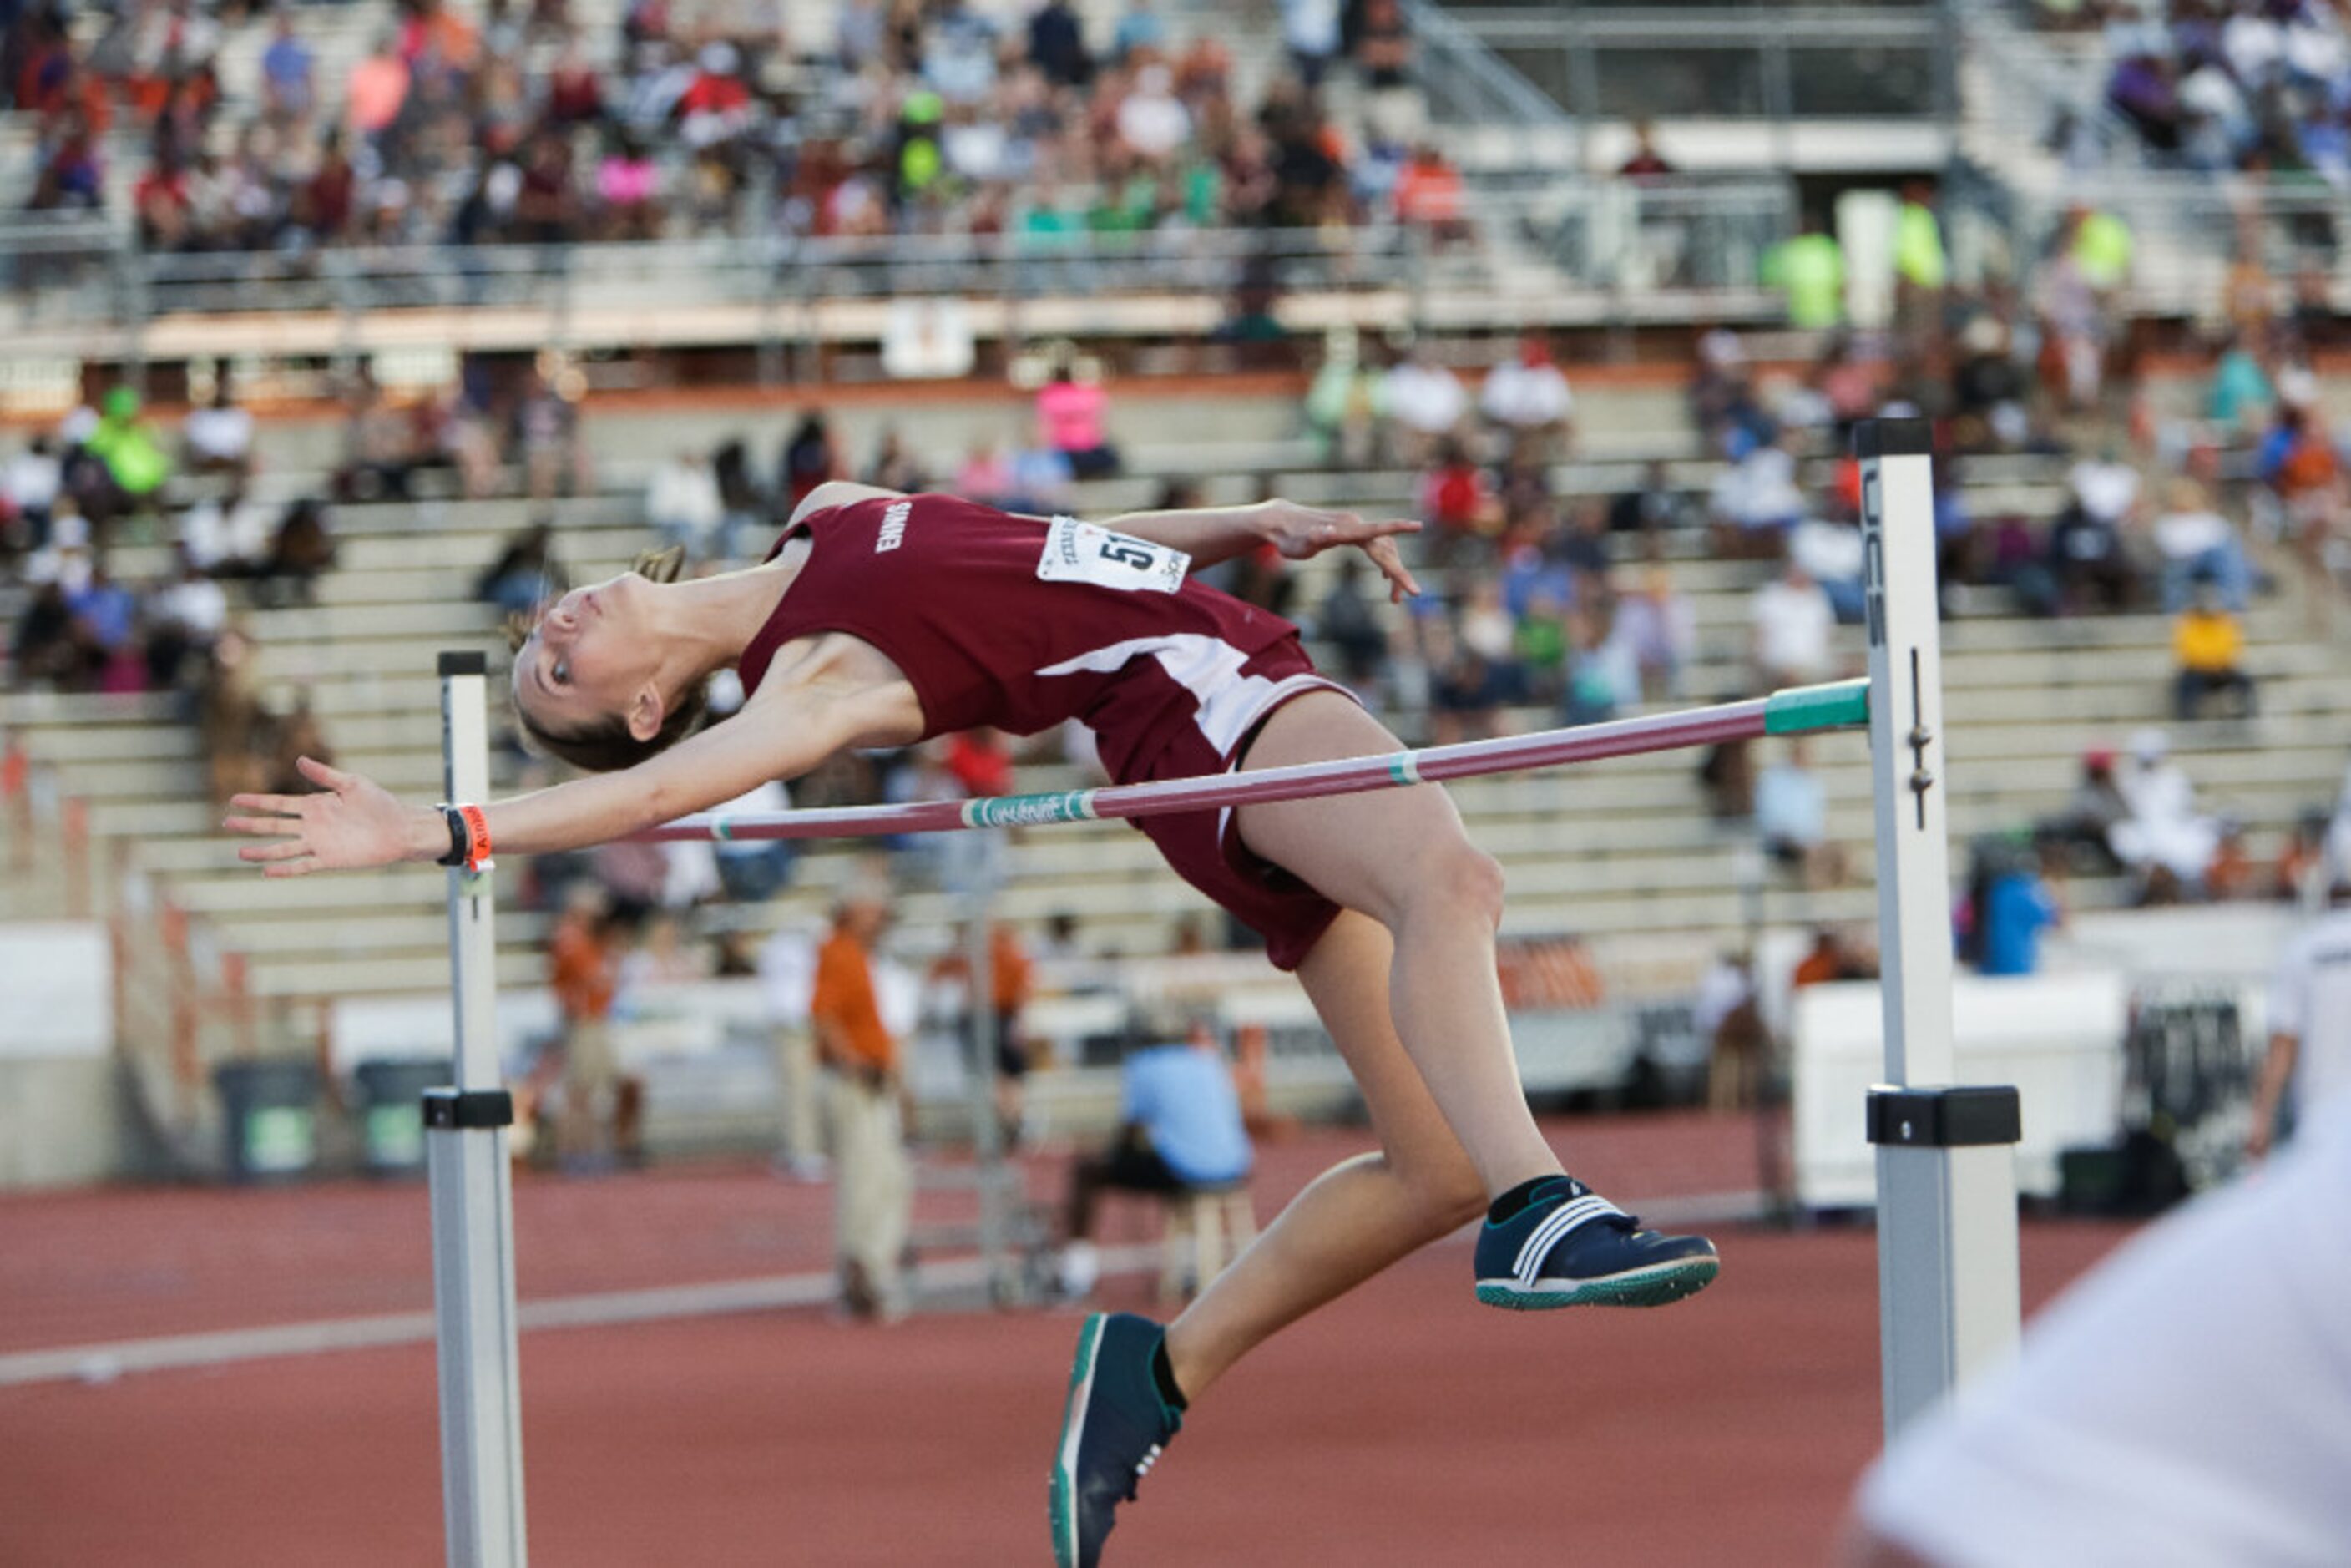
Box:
1102 498 1422 601
222 674 882 878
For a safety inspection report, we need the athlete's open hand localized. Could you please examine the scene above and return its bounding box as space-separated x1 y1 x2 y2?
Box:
223 756 420 877
1256 500 1423 603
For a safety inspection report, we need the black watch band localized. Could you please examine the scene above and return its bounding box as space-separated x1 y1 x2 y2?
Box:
434 804 468 867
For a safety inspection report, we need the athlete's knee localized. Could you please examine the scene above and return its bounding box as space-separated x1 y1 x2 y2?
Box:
1411 841 1505 931
1393 1151 1487 1238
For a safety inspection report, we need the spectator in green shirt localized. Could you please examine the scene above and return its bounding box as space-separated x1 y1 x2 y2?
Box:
1767 219 1846 331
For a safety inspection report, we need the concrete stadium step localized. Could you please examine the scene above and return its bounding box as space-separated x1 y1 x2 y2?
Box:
3 724 201 764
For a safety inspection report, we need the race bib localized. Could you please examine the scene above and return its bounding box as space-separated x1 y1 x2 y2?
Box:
1036 515 1189 594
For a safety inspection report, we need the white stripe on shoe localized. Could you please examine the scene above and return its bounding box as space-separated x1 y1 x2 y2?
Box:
1511 1194 1626 1286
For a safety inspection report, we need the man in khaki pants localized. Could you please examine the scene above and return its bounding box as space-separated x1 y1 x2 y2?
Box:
811 886 913 1321
759 922 826 1181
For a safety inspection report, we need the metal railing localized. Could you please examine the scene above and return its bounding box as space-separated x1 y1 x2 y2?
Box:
1440 5 1956 124
1 194 1804 360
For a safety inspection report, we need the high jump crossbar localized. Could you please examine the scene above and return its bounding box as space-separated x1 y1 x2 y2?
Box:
426 418 2018 1568
635 679 1872 846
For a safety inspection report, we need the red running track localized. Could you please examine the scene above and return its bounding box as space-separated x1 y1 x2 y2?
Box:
0 1115 2136 1566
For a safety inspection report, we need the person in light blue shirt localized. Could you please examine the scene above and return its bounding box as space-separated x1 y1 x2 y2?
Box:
1059 1021 1254 1294
1755 736 1846 888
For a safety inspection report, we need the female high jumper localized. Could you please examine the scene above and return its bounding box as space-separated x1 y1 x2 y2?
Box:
224 483 1719 1567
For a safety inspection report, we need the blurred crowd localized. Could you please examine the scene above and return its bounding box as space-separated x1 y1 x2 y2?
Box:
9 0 1449 251
2061 0 2351 190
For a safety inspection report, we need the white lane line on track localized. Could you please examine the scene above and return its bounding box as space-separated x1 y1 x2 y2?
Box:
0 1191 1769 1389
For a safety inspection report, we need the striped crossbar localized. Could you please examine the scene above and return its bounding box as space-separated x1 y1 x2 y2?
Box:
638 679 1868 847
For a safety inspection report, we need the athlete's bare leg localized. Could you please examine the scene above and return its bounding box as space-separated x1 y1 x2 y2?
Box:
1160 691 1565 1399
1162 910 1487 1398
1240 692 1561 1196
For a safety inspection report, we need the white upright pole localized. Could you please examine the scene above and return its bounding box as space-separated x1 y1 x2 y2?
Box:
425 651 529 1566
1854 420 2022 1439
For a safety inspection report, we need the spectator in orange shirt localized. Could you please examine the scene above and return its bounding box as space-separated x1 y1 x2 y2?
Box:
930 919 1038 1146
1393 144 1469 248
545 881 620 1166
811 883 914 1320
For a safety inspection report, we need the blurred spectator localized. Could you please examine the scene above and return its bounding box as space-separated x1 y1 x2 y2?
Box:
1950 316 2030 452
1562 604 1636 726
1766 215 1846 331
1614 565 1696 700
2172 579 2257 721
2150 478 2253 613
10 581 85 690
711 778 796 903
945 728 1014 798
954 438 1012 506
258 498 336 606
2044 460 2137 615
196 630 271 802
1479 335 1575 461
181 380 255 479
2257 390 2344 575
1750 557 1836 690
1029 0 1092 88
1694 952 1766 1111
340 369 422 503
1512 587 1570 704
1058 1015 1253 1300
813 883 913 1322
2205 333 2273 440
1037 365 1120 479
1609 460 1689 535
1791 516 1868 624
1006 439 1075 516
1282 0 1342 87
865 427 927 493
1382 344 1467 463
1415 437 1499 567
3 438 62 542
514 372 589 503
149 554 227 686
179 478 273 579
1315 555 1390 686
2111 729 2222 896
547 881 622 1166
477 519 566 620
81 387 173 531
1793 926 1874 987
2040 749 2131 873
1709 432 1807 556
648 449 726 559
1974 842 2065 977
2277 812 2333 904
780 412 841 512
1757 736 1847 888
1302 330 1384 468
1893 182 1948 335
759 920 827 1181
265 695 333 797
2207 820 2257 901
1429 635 1505 745
1618 119 1675 181
1353 0 1420 149
1392 143 1469 245
2038 206 2131 412
1699 734 1757 822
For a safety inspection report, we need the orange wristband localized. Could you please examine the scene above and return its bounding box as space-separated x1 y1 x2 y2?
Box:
455 803 493 873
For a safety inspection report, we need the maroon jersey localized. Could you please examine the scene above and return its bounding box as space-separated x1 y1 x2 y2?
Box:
737 493 1313 781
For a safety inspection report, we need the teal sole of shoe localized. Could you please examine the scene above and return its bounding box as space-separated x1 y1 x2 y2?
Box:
1475 1256 1721 1310
1049 1313 1105 1568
